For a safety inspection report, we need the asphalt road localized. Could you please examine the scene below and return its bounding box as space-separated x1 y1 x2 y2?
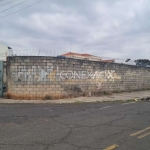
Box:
0 101 150 150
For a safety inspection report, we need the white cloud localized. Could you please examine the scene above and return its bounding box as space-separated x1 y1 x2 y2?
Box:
0 0 150 60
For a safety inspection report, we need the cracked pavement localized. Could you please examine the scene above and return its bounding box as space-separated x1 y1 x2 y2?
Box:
0 101 150 150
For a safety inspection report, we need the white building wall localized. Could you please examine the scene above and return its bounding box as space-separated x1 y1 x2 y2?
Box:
0 43 8 61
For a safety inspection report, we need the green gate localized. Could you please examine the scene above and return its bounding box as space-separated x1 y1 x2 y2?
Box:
0 61 3 97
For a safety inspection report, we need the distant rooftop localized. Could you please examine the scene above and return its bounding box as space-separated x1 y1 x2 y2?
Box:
61 52 114 63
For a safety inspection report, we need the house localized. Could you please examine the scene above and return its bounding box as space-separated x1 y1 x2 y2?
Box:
0 42 11 61
61 52 114 63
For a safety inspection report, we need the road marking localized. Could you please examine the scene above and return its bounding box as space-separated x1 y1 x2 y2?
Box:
100 106 113 110
138 131 150 139
130 126 150 137
122 102 136 105
103 144 118 150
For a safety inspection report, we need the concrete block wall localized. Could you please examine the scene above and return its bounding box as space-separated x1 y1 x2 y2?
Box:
6 56 150 100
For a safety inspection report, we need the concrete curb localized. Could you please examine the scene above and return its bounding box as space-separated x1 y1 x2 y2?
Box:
0 90 150 104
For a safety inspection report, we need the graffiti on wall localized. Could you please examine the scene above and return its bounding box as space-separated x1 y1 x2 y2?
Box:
59 70 121 81
11 66 121 85
96 82 102 89
12 66 55 82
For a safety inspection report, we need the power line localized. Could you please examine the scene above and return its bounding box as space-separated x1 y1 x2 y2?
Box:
0 0 44 19
0 0 29 14
0 0 20 8
0 0 18 3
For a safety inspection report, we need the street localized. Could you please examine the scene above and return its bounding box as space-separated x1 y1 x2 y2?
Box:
0 101 150 150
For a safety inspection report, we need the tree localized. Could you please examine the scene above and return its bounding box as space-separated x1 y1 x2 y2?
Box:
134 59 150 67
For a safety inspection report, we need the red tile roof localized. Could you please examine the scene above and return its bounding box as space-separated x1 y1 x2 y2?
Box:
62 52 94 57
61 52 114 63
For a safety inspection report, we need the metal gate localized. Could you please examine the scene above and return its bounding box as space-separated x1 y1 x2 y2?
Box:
0 61 3 97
